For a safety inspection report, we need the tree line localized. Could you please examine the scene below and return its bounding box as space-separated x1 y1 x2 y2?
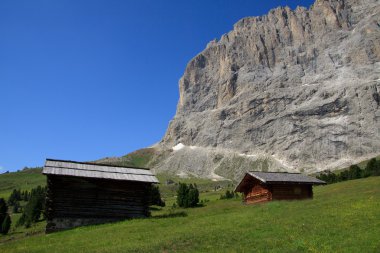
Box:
5 186 47 230
17 186 46 227
317 157 380 184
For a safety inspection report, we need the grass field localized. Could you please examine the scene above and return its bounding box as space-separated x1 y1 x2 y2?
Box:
0 177 379 253
0 167 231 238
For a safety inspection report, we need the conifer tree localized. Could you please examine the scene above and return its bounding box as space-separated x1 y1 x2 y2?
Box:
1 214 11 235
0 198 10 234
177 183 199 208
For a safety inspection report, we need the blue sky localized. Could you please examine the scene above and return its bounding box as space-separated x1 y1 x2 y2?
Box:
0 0 314 172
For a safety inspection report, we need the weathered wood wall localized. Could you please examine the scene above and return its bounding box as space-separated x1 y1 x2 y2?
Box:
45 175 151 233
243 182 313 204
271 184 312 200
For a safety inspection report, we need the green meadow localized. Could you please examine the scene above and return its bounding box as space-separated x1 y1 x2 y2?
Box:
0 176 379 253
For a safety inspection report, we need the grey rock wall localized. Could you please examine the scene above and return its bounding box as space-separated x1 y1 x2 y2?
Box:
155 0 380 178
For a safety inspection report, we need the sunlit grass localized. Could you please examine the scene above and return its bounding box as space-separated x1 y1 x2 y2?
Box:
0 177 379 252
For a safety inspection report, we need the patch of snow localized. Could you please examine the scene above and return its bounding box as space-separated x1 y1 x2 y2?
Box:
271 155 295 170
239 153 256 158
172 143 185 151
176 171 189 178
210 171 227 181
190 146 197 150
319 115 348 125
302 82 320 87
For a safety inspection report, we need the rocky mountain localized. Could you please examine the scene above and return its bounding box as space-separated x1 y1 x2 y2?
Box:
110 0 380 181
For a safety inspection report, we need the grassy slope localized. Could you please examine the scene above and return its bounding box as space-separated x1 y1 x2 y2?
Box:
0 177 379 253
96 148 158 168
0 168 45 199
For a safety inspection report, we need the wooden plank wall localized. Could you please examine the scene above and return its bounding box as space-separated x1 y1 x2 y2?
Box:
271 184 312 200
45 175 151 232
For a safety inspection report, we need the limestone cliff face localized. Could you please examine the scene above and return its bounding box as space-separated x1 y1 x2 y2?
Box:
155 0 380 178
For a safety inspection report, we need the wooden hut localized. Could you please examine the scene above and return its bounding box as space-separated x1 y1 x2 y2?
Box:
42 159 159 233
235 171 326 204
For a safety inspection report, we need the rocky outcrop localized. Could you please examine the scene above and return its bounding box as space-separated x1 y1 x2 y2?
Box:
154 0 380 179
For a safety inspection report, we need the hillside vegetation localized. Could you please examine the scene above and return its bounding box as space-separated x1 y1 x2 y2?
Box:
0 177 379 253
0 168 44 199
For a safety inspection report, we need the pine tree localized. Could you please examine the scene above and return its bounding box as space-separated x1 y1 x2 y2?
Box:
148 185 165 207
0 198 9 234
8 189 22 206
1 214 11 235
0 198 7 223
187 184 199 207
177 183 189 208
374 160 380 176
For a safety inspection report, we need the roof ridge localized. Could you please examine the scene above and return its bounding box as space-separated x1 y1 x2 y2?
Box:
249 171 302 174
43 165 154 176
46 158 150 170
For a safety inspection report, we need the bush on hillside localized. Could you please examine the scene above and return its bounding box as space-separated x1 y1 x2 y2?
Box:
348 165 362 179
317 170 338 184
339 165 362 181
365 158 380 176
220 190 237 199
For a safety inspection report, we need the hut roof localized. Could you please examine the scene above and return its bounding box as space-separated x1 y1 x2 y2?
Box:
235 171 325 192
42 159 159 183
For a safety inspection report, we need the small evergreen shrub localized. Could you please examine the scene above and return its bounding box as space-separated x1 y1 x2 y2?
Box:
220 190 237 199
176 183 199 208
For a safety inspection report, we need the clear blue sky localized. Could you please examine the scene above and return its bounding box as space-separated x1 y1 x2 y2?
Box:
0 0 314 172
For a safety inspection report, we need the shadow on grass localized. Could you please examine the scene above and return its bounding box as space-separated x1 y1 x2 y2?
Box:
149 206 163 211
192 203 205 208
151 211 188 219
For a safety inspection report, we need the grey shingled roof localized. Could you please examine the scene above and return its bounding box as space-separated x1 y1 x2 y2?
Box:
42 159 159 183
235 171 325 192
247 171 325 184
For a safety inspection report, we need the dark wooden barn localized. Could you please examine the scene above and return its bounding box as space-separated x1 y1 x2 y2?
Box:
235 171 326 204
42 159 159 233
